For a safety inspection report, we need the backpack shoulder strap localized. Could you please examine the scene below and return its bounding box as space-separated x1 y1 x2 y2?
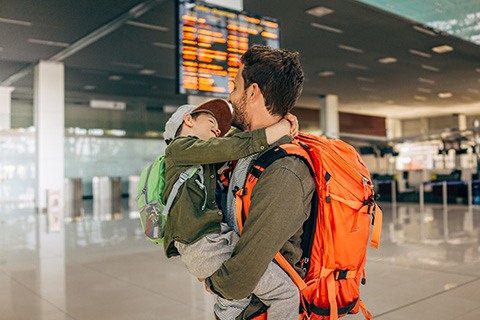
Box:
236 142 313 232
163 165 203 217
234 142 314 295
252 143 313 176
219 160 237 189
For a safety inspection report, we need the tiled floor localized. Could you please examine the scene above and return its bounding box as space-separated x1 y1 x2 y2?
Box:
1 199 479 319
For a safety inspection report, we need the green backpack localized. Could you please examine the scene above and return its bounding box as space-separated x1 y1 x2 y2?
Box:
137 155 203 245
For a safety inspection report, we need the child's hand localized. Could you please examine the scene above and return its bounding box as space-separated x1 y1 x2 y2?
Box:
284 113 299 137
265 114 299 144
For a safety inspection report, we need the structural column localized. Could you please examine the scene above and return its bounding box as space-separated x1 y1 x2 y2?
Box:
454 113 467 131
320 94 339 138
34 61 65 210
386 118 402 140
0 86 14 130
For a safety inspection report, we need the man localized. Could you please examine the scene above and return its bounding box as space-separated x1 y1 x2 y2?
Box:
204 45 316 319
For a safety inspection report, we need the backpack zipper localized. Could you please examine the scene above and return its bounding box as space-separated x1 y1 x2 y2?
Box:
141 162 154 204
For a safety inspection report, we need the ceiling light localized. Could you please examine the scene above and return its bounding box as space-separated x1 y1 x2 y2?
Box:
409 49 431 58
145 131 161 138
461 96 472 101
317 71 335 77
80 69 109 76
87 129 104 136
421 64 440 72
438 92 452 98
384 100 395 104
360 87 376 92
431 45 454 54
108 75 123 81
111 61 143 69
417 87 432 93
28 38 69 47
418 77 435 84
413 25 437 36
356 77 375 83
468 88 479 94
338 44 364 53
108 129 126 136
0 17 32 26
84 85 96 90
476 68 480 73
124 80 149 86
126 20 168 31
153 42 176 49
139 69 156 75
346 63 368 70
378 57 397 64
90 100 126 110
414 95 427 101
306 6 334 17
310 23 343 34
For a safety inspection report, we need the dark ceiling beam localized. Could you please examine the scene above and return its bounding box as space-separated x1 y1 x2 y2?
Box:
1 0 167 86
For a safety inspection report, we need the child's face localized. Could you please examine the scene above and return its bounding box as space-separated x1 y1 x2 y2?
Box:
190 112 221 140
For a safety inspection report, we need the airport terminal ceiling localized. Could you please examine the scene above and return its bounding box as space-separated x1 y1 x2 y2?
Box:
0 0 479 119
359 0 480 45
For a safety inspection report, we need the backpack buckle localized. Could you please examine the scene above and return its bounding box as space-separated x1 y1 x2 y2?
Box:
334 269 348 280
179 171 190 183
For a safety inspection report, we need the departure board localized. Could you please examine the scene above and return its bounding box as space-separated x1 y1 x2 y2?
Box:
177 0 280 97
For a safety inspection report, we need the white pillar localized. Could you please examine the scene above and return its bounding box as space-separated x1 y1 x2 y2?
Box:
0 86 14 130
34 61 65 209
320 94 339 138
455 113 467 131
386 118 402 140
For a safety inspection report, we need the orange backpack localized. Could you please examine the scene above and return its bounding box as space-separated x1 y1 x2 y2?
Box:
231 132 383 320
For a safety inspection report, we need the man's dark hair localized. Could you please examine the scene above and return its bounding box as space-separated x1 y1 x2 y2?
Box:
241 45 304 116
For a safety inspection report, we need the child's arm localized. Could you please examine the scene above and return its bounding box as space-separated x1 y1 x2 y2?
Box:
167 116 295 166
167 129 269 166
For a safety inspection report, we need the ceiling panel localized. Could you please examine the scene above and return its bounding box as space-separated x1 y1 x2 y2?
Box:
0 0 479 119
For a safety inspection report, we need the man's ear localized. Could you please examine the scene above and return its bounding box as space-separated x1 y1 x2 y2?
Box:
248 83 262 103
183 113 194 128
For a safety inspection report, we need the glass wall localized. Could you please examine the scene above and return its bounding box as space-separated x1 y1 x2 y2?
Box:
0 129 36 203
65 133 166 197
0 128 165 203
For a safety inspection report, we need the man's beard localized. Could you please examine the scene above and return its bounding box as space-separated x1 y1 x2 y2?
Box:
231 93 250 131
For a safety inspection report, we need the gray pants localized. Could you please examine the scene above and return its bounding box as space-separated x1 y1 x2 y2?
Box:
175 223 299 320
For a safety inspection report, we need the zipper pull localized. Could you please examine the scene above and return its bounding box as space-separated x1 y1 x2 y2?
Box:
325 172 331 203
362 177 369 205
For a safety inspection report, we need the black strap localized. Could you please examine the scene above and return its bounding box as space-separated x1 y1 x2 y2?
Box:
300 191 317 275
249 146 290 178
309 298 358 316
334 269 349 280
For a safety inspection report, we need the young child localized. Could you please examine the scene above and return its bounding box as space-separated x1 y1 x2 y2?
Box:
162 98 299 320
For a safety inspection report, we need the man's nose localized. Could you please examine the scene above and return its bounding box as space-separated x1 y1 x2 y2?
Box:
214 128 221 136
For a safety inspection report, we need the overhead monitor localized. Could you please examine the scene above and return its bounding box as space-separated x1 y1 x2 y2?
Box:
177 0 280 97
